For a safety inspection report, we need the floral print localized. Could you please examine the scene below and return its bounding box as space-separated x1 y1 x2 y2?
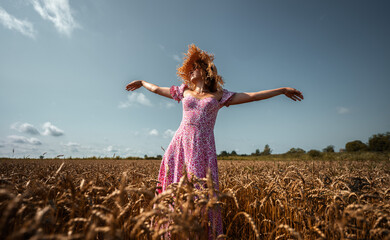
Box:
157 84 235 239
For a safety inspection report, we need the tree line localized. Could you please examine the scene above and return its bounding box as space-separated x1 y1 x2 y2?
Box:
218 132 390 157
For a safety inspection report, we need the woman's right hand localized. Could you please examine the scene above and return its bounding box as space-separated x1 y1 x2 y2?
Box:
283 87 304 101
125 80 143 91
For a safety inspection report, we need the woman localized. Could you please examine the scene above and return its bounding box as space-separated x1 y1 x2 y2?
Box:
125 44 303 239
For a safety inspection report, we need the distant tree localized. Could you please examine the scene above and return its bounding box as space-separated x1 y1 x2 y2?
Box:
323 145 335 153
144 155 148 159
368 132 390 152
261 144 272 155
156 155 162 159
345 140 367 152
251 149 261 156
287 148 306 154
308 149 321 158
231 150 237 156
220 150 229 157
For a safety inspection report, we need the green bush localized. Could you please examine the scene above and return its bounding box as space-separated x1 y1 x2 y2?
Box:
368 132 390 152
346 140 367 152
308 149 321 158
219 151 229 157
287 148 306 154
323 145 335 153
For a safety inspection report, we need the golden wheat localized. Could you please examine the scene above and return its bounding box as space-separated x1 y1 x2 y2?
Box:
0 159 389 239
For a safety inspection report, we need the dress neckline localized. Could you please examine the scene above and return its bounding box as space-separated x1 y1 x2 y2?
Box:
184 94 220 102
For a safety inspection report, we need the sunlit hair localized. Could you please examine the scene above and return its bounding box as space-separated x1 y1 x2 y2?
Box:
177 44 224 92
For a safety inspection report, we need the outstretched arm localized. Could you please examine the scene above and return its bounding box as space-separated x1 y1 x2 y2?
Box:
229 87 303 106
125 80 172 99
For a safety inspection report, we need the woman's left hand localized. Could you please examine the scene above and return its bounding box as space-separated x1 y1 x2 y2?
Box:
126 80 143 91
283 88 304 101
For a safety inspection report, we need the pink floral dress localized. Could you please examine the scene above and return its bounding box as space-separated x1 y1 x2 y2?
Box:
157 84 235 239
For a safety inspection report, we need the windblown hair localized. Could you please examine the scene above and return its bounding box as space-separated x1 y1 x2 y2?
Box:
177 44 224 92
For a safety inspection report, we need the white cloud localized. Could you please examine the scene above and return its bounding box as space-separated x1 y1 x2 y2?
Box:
31 0 79 37
163 129 175 138
166 102 175 108
122 147 145 157
118 92 153 108
159 44 182 62
10 121 64 136
0 6 36 38
337 107 350 114
61 142 79 153
11 122 40 135
8 135 42 145
64 142 79 147
42 122 64 136
105 145 118 153
159 101 175 109
149 129 159 136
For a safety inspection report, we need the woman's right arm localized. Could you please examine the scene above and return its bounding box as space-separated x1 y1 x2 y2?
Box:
125 80 172 99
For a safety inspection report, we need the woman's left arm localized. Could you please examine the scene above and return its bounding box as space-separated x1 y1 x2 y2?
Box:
228 87 303 106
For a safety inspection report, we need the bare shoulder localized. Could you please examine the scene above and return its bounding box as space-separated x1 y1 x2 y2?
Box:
214 90 224 101
182 88 191 97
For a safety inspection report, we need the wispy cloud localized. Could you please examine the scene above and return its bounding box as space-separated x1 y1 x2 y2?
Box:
11 122 40 135
166 102 175 108
159 44 182 62
42 122 64 136
0 6 36 38
8 135 42 145
337 106 350 114
163 129 175 138
148 129 159 136
31 0 79 37
173 54 181 62
159 101 175 109
105 145 118 153
64 142 79 147
123 147 145 157
61 141 79 153
119 92 153 108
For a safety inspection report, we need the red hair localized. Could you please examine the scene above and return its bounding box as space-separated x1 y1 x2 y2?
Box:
177 44 224 92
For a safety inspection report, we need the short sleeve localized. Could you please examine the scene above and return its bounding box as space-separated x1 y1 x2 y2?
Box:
219 89 236 108
170 84 187 102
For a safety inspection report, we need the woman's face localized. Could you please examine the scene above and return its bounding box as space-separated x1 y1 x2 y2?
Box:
190 68 202 82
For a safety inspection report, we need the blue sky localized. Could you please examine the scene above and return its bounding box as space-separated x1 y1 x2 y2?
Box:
0 0 389 158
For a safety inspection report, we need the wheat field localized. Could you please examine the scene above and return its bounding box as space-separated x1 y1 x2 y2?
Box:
0 158 389 239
